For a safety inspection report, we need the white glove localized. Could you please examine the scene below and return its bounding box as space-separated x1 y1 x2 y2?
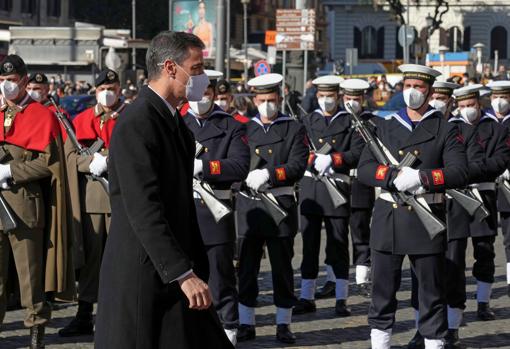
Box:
314 153 332 175
0 180 10 190
246 169 270 192
89 153 108 176
394 167 421 192
412 186 426 195
503 169 510 181
194 159 203 177
0 164 11 182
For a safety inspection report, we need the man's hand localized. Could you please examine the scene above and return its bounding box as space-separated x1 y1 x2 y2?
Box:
314 153 332 175
394 167 421 192
178 272 212 310
89 153 108 176
193 159 203 177
246 169 270 191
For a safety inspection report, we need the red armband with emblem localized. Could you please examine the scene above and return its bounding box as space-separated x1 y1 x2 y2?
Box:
375 165 389 180
331 152 343 167
209 160 221 175
275 167 287 181
307 153 316 166
431 169 444 186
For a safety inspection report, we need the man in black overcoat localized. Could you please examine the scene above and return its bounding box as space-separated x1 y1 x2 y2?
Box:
94 31 233 349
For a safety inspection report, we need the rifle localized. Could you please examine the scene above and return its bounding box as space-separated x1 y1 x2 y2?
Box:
447 187 489 222
345 103 446 239
194 142 232 222
49 96 109 194
497 176 510 204
0 148 17 233
308 141 348 208
245 154 288 225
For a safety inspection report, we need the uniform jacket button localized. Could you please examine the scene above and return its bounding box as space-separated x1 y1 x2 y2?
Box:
392 203 398 209
398 150 404 156
268 149 272 154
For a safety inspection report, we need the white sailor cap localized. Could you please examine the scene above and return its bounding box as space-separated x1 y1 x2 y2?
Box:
479 88 492 98
248 73 283 94
453 84 484 101
486 80 510 93
340 79 370 96
204 69 223 88
432 81 460 96
312 75 343 92
398 64 441 83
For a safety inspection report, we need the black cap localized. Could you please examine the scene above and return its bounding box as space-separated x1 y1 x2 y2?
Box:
0 55 27 77
28 73 48 84
216 79 231 95
95 69 119 87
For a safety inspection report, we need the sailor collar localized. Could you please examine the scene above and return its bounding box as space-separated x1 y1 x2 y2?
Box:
385 107 438 132
251 113 293 133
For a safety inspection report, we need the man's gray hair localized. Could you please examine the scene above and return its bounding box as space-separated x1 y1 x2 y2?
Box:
146 31 205 80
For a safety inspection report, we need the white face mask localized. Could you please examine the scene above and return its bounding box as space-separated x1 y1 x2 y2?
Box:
258 101 278 119
0 80 20 101
429 99 447 115
345 100 361 114
491 97 510 115
189 96 213 115
318 97 337 113
175 65 209 102
403 87 426 110
27 89 42 102
97 90 117 108
460 107 479 124
215 99 229 111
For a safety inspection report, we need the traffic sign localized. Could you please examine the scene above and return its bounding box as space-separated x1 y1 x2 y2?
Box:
265 30 276 46
276 9 315 51
398 25 416 47
254 60 271 76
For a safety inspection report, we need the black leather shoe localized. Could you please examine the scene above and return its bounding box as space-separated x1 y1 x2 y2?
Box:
293 298 316 315
356 283 371 298
445 329 462 349
237 324 256 342
276 324 296 344
407 331 424 349
315 280 335 299
334 299 351 317
59 301 94 337
477 302 496 321
30 325 45 349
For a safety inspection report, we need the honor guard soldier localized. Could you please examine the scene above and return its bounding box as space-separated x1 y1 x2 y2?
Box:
453 84 510 321
358 64 468 349
236 73 308 344
215 79 250 123
486 81 510 297
59 69 125 337
341 79 376 297
183 70 250 345
0 55 72 349
294 75 364 316
408 81 486 349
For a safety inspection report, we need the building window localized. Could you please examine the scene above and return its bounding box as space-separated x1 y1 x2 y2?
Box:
361 26 377 58
0 0 11 11
446 26 462 52
21 0 36 14
463 26 471 51
47 0 61 17
491 26 507 59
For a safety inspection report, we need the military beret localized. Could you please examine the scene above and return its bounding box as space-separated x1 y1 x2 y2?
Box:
28 73 48 84
216 79 231 94
95 69 119 87
0 55 27 77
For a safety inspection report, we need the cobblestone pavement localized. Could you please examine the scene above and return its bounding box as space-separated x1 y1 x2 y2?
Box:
1 234 510 349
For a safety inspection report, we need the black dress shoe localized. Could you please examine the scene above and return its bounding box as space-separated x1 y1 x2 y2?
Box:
237 324 256 342
276 324 296 344
30 325 45 349
315 280 336 299
356 283 371 298
293 298 316 315
59 301 94 337
334 299 351 317
445 329 462 349
477 302 496 321
407 331 424 349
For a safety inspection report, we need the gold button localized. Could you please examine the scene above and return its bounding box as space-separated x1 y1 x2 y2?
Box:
204 147 208 153
332 139 336 144
255 148 260 155
398 150 404 156
268 149 272 154
408 206 413 211
318 138 324 143
414 150 420 156
392 203 398 209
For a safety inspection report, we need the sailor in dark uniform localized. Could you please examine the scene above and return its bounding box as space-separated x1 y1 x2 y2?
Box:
236 73 308 344
294 75 365 316
182 70 250 346
358 64 468 349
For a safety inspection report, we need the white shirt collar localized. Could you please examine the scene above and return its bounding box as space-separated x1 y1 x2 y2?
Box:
148 85 177 116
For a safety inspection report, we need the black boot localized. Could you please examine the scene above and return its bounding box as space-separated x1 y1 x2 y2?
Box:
30 325 45 349
292 298 316 315
58 301 94 337
237 324 256 342
315 281 335 299
334 299 351 317
276 324 296 344
407 331 425 349
477 302 496 321
445 329 462 349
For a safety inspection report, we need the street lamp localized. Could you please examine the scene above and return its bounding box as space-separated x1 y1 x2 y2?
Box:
473 42 485 75
241 0 250 87
425 13 434 54
438 45 449 81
